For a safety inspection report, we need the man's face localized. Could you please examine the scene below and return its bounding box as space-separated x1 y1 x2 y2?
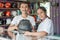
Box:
20 3 29 14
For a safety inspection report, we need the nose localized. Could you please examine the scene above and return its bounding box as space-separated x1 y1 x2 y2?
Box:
23 7 26 11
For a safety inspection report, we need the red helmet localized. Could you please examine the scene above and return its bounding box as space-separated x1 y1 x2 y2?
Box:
5 11 11 17
0 2 4 8
5 2 11 8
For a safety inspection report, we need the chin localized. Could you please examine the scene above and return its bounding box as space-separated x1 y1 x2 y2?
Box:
22 11 27 13
40 18 44 20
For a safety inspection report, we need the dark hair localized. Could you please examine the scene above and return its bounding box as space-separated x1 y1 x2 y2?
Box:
37 7 47 13
19 1 30 8
37 7 51 18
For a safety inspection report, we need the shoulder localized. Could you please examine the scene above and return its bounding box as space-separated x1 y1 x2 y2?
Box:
43 18 53 27
13 15 21 19
45 17 52 23
41 17 53 25
28 15 34 19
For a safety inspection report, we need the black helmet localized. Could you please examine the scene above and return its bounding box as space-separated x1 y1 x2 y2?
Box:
18 19 32 34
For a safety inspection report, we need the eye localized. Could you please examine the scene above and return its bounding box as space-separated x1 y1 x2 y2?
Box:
40 12 43 14
21 6 24 8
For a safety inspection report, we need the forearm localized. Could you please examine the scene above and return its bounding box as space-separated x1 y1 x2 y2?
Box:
8 31 15 38
30 31 48 37
7 25 18 38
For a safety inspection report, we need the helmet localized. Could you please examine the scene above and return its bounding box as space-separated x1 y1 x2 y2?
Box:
18 19 32 34
0 2 4 8
5 2 11 8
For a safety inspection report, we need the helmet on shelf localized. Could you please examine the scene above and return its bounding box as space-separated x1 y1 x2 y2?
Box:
5 10 11 17
11 3 17 8
0 2 4 8
5 2 11 8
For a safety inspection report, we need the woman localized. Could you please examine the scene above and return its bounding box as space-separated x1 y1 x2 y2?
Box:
24 7 54 40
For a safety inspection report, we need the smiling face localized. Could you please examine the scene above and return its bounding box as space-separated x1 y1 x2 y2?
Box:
37 8 47 20
20 3 29 14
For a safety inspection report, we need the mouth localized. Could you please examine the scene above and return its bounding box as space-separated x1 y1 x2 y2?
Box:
22 11 27 13
22 10 27 12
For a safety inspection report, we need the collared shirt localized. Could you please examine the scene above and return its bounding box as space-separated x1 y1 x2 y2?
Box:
37 17 54 40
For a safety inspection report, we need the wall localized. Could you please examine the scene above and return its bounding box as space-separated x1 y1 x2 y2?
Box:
49 0 60 35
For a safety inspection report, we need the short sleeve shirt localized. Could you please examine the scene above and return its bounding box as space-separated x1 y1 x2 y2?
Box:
37 17 54 40
11 15 35 27
11 15 35 40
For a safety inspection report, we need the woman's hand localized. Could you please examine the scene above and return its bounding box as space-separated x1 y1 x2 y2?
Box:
24 31 32 36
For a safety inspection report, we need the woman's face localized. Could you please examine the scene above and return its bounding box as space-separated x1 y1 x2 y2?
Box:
20 3 29 14
37 9 46 20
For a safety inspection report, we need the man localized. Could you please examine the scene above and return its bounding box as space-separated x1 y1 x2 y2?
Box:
7 1 35 40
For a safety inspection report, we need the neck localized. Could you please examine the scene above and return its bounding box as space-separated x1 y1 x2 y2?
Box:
21 13 28 18
42 17 47 21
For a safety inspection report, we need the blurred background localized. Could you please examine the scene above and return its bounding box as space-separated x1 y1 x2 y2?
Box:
0 0 60 40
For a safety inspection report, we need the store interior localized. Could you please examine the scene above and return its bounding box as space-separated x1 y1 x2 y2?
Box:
0 0 60 40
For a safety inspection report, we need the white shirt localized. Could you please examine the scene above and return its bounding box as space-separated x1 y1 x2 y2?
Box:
37 17 54 40
11 15 35 40
11 15 35 26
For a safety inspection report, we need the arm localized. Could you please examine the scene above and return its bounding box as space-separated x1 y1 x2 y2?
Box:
31 17 36 32
7 24 18 39
24 31 48 37
24 19 53 37
7 16 18 38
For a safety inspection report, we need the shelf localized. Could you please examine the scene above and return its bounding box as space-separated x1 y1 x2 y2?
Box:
0 24 9 27
0 16 14 19
0 8 19 10
0 1 17 2
14 0 27 2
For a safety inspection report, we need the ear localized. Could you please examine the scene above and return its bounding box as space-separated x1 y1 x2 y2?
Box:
19 8 21 10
